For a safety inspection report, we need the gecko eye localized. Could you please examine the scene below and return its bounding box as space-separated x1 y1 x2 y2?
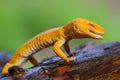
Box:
89 23 95 27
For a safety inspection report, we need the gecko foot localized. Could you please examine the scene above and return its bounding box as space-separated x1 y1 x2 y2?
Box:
67 57 76 63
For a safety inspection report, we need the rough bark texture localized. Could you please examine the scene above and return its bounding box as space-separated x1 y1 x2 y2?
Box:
0 41 120 80
0 52 11 77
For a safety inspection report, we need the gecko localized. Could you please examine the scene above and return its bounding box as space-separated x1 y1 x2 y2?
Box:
2 18 105 76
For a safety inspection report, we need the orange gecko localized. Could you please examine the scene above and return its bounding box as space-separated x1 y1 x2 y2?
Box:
2 18 105 76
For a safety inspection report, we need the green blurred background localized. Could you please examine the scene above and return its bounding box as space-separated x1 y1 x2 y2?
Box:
0 0 119 67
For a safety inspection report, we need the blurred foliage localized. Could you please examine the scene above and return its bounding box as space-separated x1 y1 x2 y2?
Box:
0 0 119 53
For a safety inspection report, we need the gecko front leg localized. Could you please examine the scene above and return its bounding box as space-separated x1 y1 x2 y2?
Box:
53 40 76 62
63 42 70 54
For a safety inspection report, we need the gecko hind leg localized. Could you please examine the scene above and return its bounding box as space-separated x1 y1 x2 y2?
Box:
29 56 38 66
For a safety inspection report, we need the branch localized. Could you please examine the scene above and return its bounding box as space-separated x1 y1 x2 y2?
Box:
1 41 120 80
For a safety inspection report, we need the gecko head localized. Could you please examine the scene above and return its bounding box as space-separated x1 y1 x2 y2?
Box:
2 63 13 76
72 18 105 40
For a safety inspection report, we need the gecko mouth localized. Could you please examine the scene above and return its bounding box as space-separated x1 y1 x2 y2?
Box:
89 30 103 40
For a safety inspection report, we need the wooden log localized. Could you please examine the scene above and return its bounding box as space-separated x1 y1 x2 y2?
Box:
1 41 120 80
0 52 11 78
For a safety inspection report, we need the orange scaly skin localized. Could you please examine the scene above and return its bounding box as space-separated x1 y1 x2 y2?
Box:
2 18 105 76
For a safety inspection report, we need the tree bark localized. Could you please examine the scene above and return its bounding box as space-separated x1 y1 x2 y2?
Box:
1 41 120 80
